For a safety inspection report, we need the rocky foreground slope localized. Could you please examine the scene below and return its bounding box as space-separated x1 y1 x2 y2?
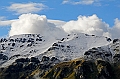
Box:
0 49 120 79
0 33 120 79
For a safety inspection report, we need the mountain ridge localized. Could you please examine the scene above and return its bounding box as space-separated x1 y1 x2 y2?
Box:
0 33 111 67
1 33 120 79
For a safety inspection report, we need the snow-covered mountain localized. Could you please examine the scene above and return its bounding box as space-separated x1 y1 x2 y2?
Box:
0 33 113 67
40 33 111 61
0 34 60 67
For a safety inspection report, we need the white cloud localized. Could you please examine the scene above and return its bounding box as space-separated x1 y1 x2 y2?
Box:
114 18 120 29
0 20 16 26
7 2 48 14
62 0 70 4
62 14 110 37
109 18 120 39
1 13 119 39
74 0 94 5
62 0 99 5
0 16 6 20
61 14 120 39
48 19 66 27
9 13 66 38
0 16 16 26
62 0 116 6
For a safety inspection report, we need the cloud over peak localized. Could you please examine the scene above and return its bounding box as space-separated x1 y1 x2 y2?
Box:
1 13 120 39
9 13 66 38
7 2 48 14
62 14 110 37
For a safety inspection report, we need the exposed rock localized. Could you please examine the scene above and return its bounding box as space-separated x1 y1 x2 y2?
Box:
0 54 8 60
40 58 117 79
84 47 112 62
113 39 119 44
41 56 50 62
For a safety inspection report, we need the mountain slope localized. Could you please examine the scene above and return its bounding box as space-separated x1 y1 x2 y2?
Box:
0 34 60 67
1 33 120 79
0 33 111 67
41 33 111 61
1 54 120 79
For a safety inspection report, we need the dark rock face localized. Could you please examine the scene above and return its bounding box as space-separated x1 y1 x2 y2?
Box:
96 60 114 79
0 57 40 79
0 54 8 60
0 52 120 79
39 56 60 70
51 57 58 61
80 61 97 79
41 56 50 62
84 47 112 62
36 46 120 79
113 54 120 64
113 39 119 44
106 38 112 42
0 56 60 79
41 59 116 79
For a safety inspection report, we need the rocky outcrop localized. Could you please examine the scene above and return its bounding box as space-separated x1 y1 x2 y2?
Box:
0 56 60 79
40 59 116 79
0 54 8 60
0 51 120 79
84 47 112 62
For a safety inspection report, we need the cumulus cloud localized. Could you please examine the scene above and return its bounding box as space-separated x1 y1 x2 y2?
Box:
48 19 66 27
109 18 120 39
62 0 99 5
61 14 120 39
4 13 120 39
9 13 66 38
62 14 110 37
7 2 48 14
114 18 120 29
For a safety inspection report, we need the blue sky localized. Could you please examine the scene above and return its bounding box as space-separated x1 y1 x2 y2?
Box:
0 0 120 38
